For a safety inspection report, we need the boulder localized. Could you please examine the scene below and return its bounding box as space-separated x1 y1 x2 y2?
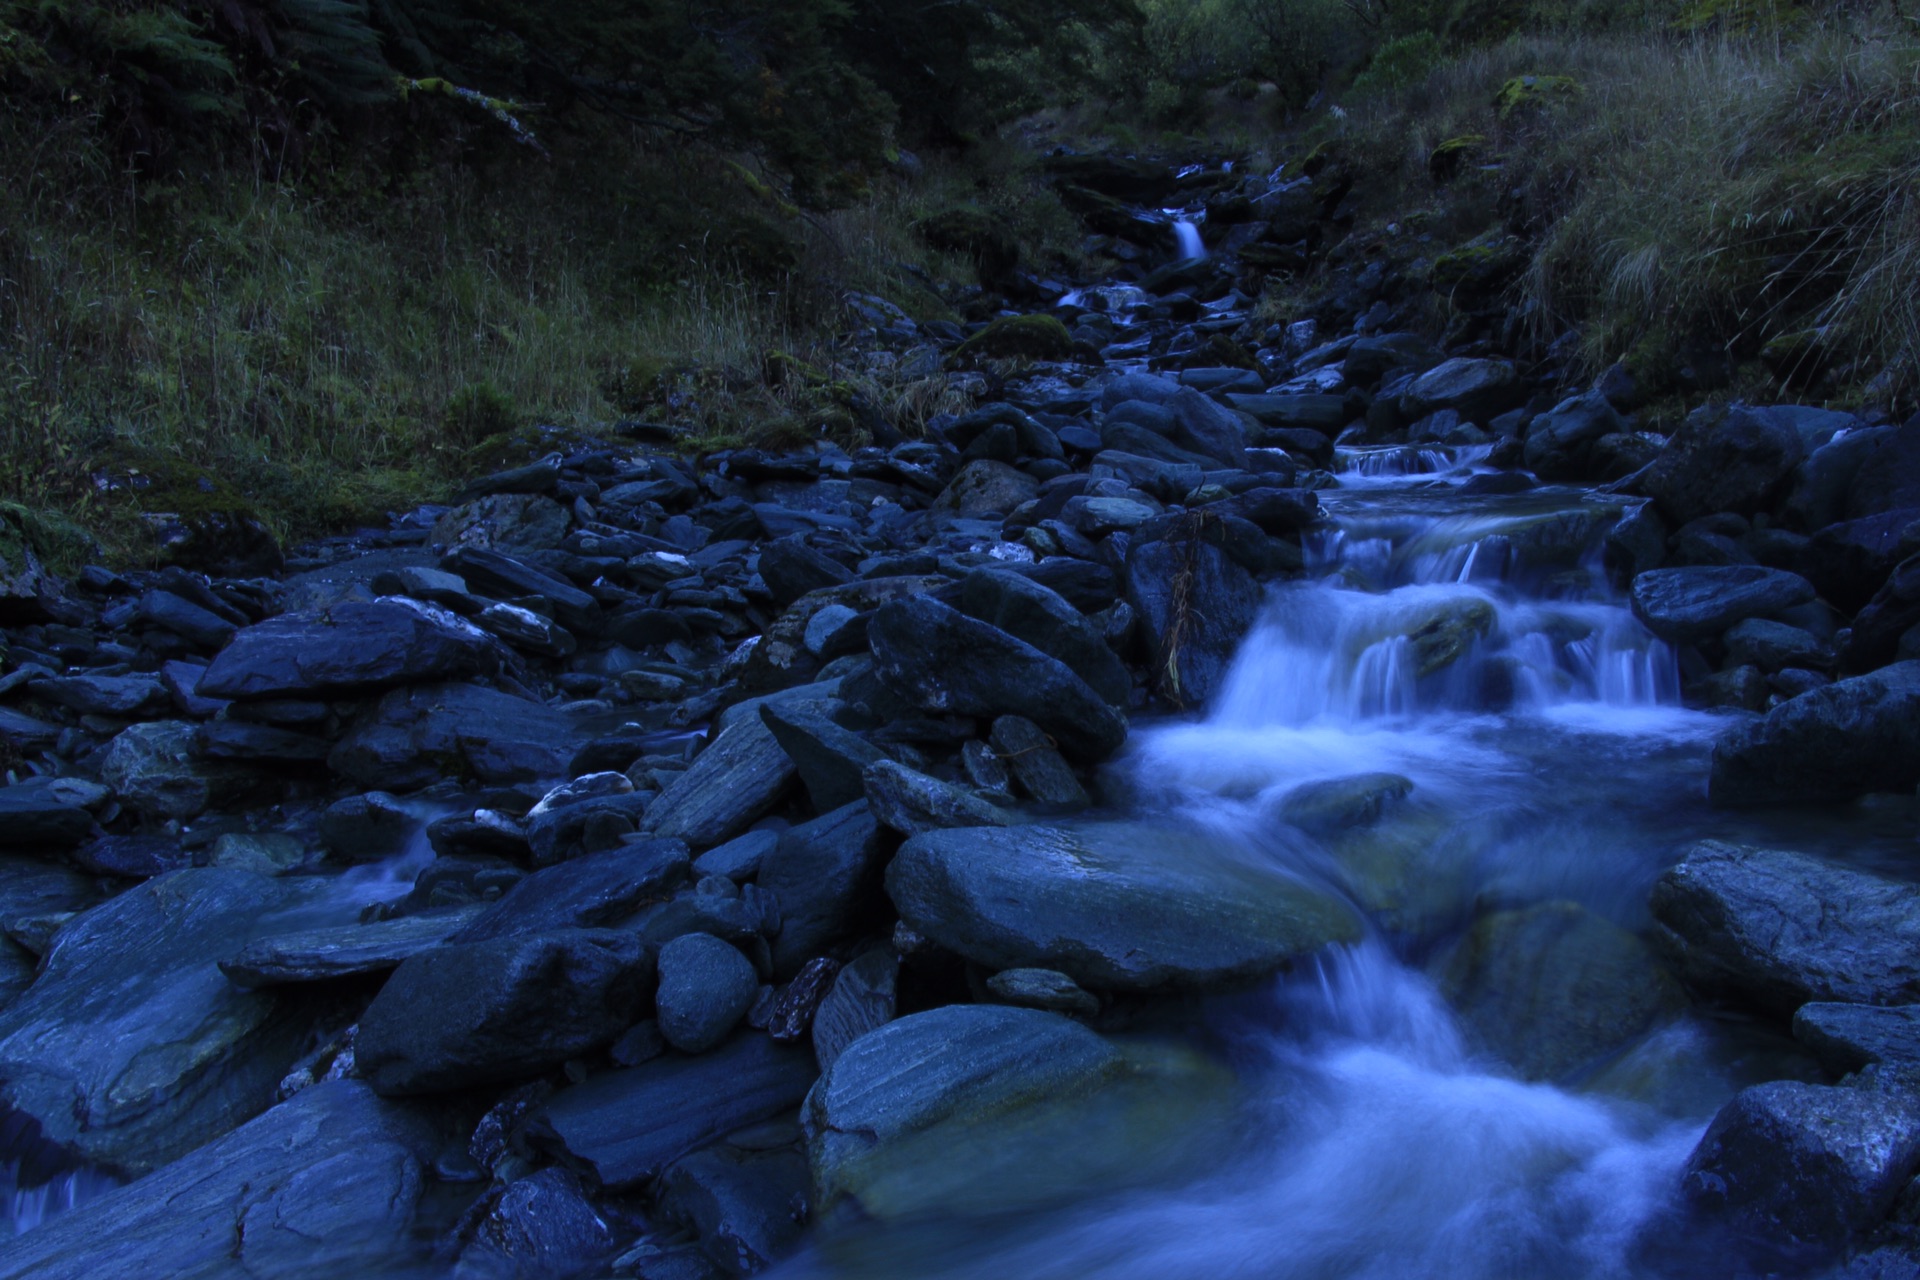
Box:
1399 358 1522 424
453 839 690 944
0 868 331 1175
888 823 1361 993
868 597 1127 761
1794 1004 1920 1075
758 537 854 608
1723 618 1832 672
760 702 886 814
99 720 256 820
956 569 1131 705
429 493 569 554
197 599 499 701
988 715 1089 808
329 682 580 791
811 949 898 1072
1521 392 1627 481
758 803 887 976
1640 403 1809 525
0 1082 441 1280
454 1166 615 1280
1629 565 1815 644
530 1032 817 1188
1650 842 1920 1011
861 759 1012 837
656 1144 809 1276
1845 553 1920 671
1683 1079 1920 1257
1125 535 1263 709
655 933 759 1054
929 461 1039 520
641 715 796 849
1708 662 1920 806
219 906 487 988
0 784 94 850
1434 901 1684 1080
355 928 653 1095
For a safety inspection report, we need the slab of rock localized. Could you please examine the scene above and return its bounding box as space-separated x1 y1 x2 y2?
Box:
0 784 94 849
329 681 580 791
0 868 331 1174
1641 403 1810 526
356 927 653 1095
530 1032 817 1188
1651 842 1920 1012
1125 535 1262 709
989 715 1090 807
0 1081 441 1280
99 720 256 820
219 905 487 988
1434 901 1684 1080
811 949 898 1072
930 460 1039 519
1683 1078 1920 1256
888 823 1362 992
868 596 1127 762
957 569 1131 706
986 967 1100 1016
760 702 886 814
1628 565 1816 644
1794 1004 1920 1076
198 598 499 700
641 715 796 849
453 838 690 944
758 803 887 977
657 1144 809 1276
1709 662 1920 806
862 759 1012 837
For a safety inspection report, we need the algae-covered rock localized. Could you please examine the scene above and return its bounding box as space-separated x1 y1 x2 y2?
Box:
955 315 1074 362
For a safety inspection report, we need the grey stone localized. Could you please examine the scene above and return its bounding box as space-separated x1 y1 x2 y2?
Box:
760 702 886 814
1399 358 1521 423
929 460 1039 520
1651 841 1920 1011
1522 392 1628 481
198 598 500 700
531 1032 818 1188
811 948 898 1071
1629 565 1816 644
1275 772 1413 836
986 967 1100 1016
1125 536 1262 709
758 803 886 977
692 830 778 883
1683 1078 1920 1256
988 715 1088 807
454 1165 614 1280
1724 617 1832 672
656 933 760 1054
356 928 654 1095
220 906 487 987
329 682 581 792
862 759 1012 837
1641 403 1810 526
430 492 569 554
657 1145 809 1276
1709 662 1920 806
0 1082 440 1280
957 569 1131 706
99 720 255 819
0 784 94 849
316 791 416 863
0 868 332 1175
888 822 1362 993
454 839 690 944
35 672 169 717
642 716 796 849
1795 1004 1920 1075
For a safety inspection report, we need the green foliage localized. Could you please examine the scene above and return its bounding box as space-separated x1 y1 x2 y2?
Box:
443 380 520 445
1354 32 1446 95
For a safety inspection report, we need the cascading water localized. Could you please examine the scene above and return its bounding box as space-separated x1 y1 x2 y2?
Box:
1172 220 1207 260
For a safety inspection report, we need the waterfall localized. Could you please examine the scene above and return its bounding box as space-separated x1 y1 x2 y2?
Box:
1173 220 1206 260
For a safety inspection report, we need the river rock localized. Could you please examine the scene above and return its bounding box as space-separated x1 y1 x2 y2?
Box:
930 460 1038 520
1794 1004 1920 1075
986 967 1100 1016
1708 662 1920 806
861 759 1012 837
1640 403 1809 526
811 949 898 1072
454 1165 615 1280
758 803 886 976
656 933 760 1054
956 569 1131 706
1683 1078 1920 1257
197 598 499 700
1275 772 1413 836
760 702 886 814
429 492 569 554
1650 841 1920 1011
642 715 796 849
868 596 1127 761
329 681 580 791
0 1081 441 1280
1846 552 1920 671
1435 901 1684 1080
99 719 255 820
355 927 653 1095
887 822 1361 992
1522 392 1627 481
656 1144 809 1276
0 783 94 849
0 868 329 1175
530 1032 818 1188
1399 358 1521 424
1722 617 1832 672
1125 535 1262 708
988 715 1089 807
220 905 487 987
454 838 689 943
1629 565 1816 644
759 536 854 607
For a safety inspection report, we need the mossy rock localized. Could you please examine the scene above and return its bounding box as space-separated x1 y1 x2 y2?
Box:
1431 235 1529 305
954 315 1074 362
914 208 1021 285
1494 75 1584 119
1428 135 1487 184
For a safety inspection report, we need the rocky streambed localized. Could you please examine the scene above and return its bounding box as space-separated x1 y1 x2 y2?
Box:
0 153 1918 1279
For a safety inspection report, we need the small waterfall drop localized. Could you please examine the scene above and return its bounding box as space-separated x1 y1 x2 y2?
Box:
1172 220 1206 260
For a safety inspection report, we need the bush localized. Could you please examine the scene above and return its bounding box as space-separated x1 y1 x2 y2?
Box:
1354 32 1448 95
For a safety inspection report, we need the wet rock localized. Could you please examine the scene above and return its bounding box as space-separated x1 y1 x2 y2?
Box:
0 1081 440 1280
1723 618 1832 672
1651 841 1920 1011
868 596 1127 762
889 822 1361 993
1399 358 1522 424
99 719 255 819
657 1144 809 1277
929 461 1039 520
0 783 94 849
641 716 796 849
1276 772 1413 836
957 569 1131 705
356 928 653 1095
198 599 500 701
1629 565 1816 644
1640 403 1810 525
531 1032 817 1188
317 791 416 863
656 933 760 1054
810 948 897 1072
69 831 192 879
861 759 1012 837
1522 392 1627 481
209 831 307 875
987 715 1088 807
693 830 777 884
196 719 330 765
1435 901 1684 1080
430 493 570 554
454 1165 614 1280
36 672 170 717
1125 535 1262 708
1709 662 1920 806
758 803 886 977
220 906 487 988
330 682 580 792
760 702 886 814
442 547 600 634
986 967 1100 1016
1795 1004 1920 1075
1804 510 1920 612
453 839 689 944
1683 1078 1920 1258
1846 552 1920 671
0 868 330 1174
759 537 855 608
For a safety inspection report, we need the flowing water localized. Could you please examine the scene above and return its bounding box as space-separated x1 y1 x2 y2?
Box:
789 446 1917 1279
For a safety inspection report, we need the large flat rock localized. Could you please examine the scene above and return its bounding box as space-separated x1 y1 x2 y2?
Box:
887 822 1362 992
0 1082 442 1280
1709 662 1920 807
198 598 500 700
219 905 487 987
0 868 333 1174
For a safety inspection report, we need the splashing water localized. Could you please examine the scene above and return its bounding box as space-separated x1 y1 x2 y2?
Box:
1173 220 1206 260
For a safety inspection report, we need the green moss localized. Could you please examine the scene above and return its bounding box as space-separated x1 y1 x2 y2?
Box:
1428 135 1487 184
954 314 1075 362
0 503 99 575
